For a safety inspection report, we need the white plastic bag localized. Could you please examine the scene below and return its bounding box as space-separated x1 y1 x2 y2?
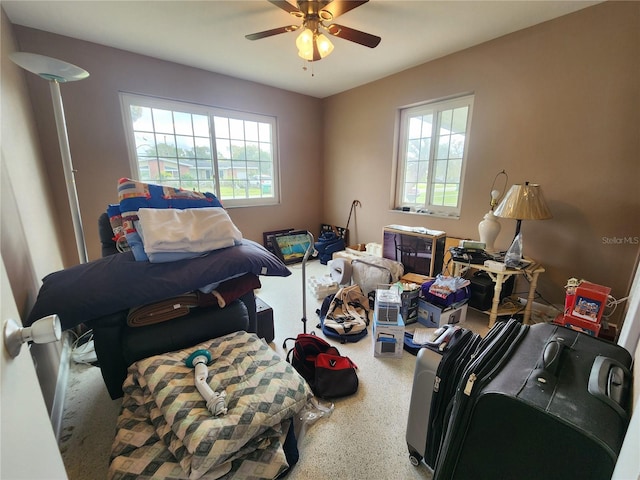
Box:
504 233 523 267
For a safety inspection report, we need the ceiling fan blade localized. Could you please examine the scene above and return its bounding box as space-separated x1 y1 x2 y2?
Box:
268 0 301 15
245 25 299 41
326 23 381 48
320 0 368 20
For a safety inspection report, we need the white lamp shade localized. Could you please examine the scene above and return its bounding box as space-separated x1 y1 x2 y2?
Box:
9 52 89 82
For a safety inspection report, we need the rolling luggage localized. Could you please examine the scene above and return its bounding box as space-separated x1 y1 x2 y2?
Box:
407 319 633 480
406 326 480 468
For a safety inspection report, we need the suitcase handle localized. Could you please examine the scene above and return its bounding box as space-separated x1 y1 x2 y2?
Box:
541 337 567 377
588 355 631 419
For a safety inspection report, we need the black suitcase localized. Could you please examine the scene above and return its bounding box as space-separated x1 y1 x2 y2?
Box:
432 321 632 480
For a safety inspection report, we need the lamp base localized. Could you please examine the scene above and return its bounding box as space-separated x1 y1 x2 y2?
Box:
478 211 501 252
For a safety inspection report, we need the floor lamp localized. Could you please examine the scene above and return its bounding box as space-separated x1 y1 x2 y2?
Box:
10 52 90 264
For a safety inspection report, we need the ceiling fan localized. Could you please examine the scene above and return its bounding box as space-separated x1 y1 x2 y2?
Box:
245 0 381 62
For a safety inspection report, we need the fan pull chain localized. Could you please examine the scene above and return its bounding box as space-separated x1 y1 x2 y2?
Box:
302 60 315 77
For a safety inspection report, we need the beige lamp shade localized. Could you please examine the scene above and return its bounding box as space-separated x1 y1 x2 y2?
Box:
494 183 552 221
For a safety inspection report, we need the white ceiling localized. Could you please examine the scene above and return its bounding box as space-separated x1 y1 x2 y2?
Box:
3 0 600 98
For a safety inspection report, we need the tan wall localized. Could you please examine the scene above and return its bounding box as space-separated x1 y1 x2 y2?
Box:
322 1 640 324
7 2 640 327
1 10 69 474
11 25 325 264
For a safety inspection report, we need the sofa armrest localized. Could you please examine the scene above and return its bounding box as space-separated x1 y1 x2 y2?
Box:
88 298 252 399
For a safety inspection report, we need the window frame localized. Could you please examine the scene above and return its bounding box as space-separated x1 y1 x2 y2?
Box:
394 94 474 218
119 93 280 208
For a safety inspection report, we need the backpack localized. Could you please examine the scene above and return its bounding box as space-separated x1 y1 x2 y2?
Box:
314 231 345 265
316 284 370 343
283 333 358 399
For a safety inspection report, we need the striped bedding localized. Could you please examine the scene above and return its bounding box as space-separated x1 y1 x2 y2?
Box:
109 332 311 480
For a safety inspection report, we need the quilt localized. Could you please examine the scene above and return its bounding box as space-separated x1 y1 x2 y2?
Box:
109 332 312 480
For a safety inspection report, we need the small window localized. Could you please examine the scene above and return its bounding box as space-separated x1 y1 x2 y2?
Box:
394 95 474 218
120 93 279 207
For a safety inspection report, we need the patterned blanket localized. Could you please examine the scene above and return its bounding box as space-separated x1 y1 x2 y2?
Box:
109 332 312 480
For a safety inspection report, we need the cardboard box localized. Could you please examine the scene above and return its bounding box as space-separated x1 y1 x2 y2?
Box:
375 287 402 323
401 288 420 325
400 273 432 285
373 312 404 358
417 299 467 328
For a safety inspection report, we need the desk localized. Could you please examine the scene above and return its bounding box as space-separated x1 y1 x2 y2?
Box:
452 260 545 328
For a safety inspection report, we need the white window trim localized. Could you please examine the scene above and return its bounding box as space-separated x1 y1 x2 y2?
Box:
119 92 280 208
394 94 474 219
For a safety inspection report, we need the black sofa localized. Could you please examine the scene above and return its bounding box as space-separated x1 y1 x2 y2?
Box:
85 293 254 399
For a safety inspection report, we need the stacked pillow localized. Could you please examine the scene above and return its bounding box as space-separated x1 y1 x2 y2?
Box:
107 178 242 262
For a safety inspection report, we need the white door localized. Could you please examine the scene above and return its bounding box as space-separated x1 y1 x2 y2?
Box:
0 257 68 479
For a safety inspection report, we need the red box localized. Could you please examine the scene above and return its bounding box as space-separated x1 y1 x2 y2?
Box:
566 281 610 324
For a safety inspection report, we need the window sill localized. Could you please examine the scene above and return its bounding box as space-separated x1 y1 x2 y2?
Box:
391 208 460 220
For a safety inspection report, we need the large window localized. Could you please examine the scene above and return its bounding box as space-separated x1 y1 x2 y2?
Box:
120 93 278 207
394 95 474 218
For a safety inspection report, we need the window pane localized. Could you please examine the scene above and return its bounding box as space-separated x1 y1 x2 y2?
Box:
229 119 244 139
214 116 229 138
194 137 211 159
259 142 272 161
173 112 193 136
406 139 421 161
419 138 431 161
431 183 445 205
446 159 462 182
443 184 459 207
152 109 174 134
246 142 260 161
231 140 246 160
439 109 453 135
245 121 259 141
131 106 153 131
449 134 466 158
176 135 195 157
156 134 177 157
216 139 231 159
258 123 270 141
451 107 468 134
408 117 423 139
437 135 450 160
193 115 209 137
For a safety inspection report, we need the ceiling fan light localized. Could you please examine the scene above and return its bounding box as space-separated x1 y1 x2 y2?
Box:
298 48 313 61
316 33 334 58
296 28 314 52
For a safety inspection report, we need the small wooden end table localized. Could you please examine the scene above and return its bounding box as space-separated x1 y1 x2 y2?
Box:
452 259 545 328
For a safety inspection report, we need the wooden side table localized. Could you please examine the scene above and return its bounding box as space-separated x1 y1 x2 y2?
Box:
452 260 545 328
